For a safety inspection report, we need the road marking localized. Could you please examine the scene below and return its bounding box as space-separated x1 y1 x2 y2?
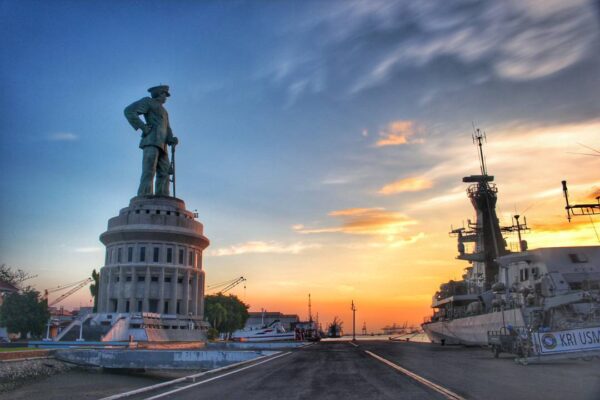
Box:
348 341 359 347
100 351 288 400
364 350 466 400
142 351 293 400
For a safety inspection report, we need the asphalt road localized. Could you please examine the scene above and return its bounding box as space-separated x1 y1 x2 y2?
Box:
136 342 449 400
358 340 600 400
4 341 599 399
129 341 600 400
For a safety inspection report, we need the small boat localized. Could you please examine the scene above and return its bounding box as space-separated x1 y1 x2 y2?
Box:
231 320 296 342
327 317 344 338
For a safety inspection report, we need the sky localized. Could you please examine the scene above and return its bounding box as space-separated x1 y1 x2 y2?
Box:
1 0 599 332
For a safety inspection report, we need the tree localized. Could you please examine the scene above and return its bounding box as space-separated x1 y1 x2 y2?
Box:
204 294 249 336
89 269 100 312
0 264 33 288
0 287 50 338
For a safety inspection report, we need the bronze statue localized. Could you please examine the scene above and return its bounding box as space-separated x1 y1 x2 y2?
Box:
124 85 179 196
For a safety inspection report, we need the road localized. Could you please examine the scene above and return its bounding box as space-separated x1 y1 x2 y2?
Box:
3 340 599 399
123 341 600 400
124 342 449 400
359 340 600 400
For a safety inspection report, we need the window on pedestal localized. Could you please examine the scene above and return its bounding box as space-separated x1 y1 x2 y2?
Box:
117 248 122 263
125 300 130 313
195 251 200 268
164 301 169 313
137 300 143 312
176 300 181 314
153 247 160 262
167 248 173 263
140 247 146 262
128 247 133 262
165 277 171 283
188 251 194 266
149 299 158 313
178 249 184 265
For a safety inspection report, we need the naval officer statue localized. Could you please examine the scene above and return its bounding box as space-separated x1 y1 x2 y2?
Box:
124 85 179 196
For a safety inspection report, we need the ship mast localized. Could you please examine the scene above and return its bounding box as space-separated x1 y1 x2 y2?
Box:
459 128 507 289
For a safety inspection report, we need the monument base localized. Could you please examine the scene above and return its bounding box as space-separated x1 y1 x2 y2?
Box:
52 312 209 343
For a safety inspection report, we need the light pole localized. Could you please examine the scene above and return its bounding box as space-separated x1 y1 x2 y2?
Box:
351 300 357 341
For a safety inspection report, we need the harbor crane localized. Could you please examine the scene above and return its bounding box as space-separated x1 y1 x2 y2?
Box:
207 276 246 294
44 277 93 307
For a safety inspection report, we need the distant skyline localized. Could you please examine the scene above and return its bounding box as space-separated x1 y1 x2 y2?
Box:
1 0 599 330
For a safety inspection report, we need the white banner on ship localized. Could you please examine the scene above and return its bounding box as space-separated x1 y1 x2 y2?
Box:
535 327 600 354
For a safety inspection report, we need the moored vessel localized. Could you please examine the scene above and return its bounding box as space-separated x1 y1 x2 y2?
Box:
422 130 600 359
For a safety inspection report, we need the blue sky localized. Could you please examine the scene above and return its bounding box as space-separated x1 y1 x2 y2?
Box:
1 0 599 326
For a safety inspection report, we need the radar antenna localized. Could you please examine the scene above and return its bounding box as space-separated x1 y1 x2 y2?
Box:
562 180 600 222
472 125 488 176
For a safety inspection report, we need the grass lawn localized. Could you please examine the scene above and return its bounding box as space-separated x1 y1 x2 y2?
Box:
0 347 33 352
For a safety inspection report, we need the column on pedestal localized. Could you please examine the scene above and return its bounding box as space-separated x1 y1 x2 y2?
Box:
129 266 136 312
159 267 165 314
183 269 190 315
143 266 151 312
170 267 178 314
198 270 205 319
105 267 113 313
191 271 199 316
118 266 126 312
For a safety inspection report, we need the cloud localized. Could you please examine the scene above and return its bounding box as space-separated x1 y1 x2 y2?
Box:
587 187 600 201
336 284 355 293
378 177 433 195
267 0 597 99
531 218 593 233
73 247 102 253
343 232 426 249
210 241 321 256
375 120 422 147
48 132 78 141
296 207 417 236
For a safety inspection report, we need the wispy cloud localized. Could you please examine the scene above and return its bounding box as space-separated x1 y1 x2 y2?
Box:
295 207 417 237
210 241 321 256
585 186 600 201
73 246 102 253
48 132 78 141
267 0 597 99
378 176 433 195
375 120 422 147
343 232 427 249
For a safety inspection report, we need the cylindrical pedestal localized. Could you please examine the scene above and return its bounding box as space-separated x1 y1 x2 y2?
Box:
97 196 209 319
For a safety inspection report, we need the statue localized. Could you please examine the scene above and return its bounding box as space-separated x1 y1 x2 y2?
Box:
124 85 179 197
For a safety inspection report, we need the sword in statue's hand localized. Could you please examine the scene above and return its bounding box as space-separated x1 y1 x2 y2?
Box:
169 138 178 198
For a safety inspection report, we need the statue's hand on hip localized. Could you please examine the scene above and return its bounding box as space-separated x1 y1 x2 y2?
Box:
168 136 179 146
141 124 152 137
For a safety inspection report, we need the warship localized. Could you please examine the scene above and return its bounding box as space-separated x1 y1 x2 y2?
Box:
422 130 600 359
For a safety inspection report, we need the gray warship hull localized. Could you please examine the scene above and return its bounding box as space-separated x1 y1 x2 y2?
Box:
422 309 525 345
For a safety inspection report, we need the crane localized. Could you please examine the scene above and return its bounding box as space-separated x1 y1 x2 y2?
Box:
207 276 246 294
44 277 93 307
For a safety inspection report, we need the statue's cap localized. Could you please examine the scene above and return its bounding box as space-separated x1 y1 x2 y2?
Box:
148 85 170 97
